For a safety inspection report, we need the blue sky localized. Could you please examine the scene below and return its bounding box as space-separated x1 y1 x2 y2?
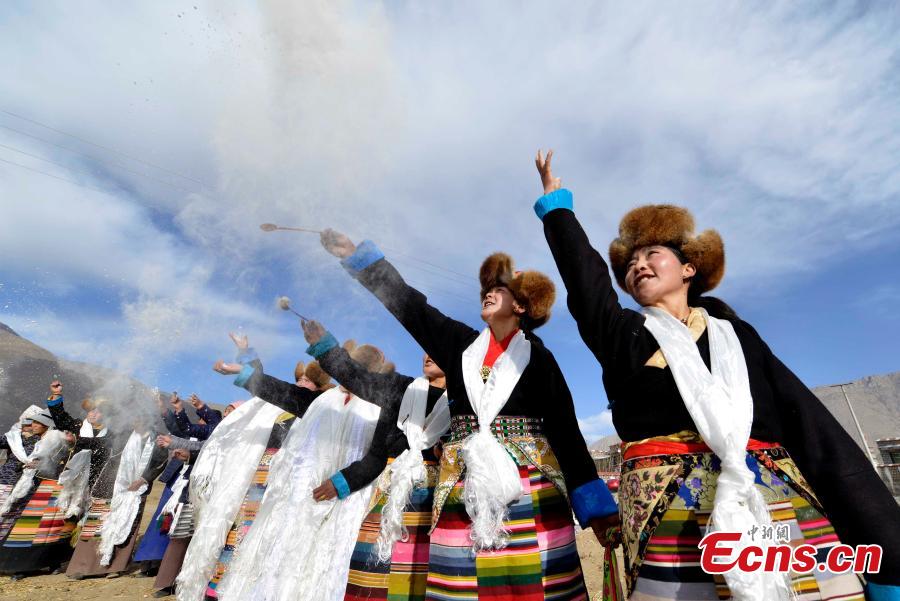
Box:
1 1 899 441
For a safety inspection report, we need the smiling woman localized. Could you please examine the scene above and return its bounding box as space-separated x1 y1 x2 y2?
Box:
534 150 900 601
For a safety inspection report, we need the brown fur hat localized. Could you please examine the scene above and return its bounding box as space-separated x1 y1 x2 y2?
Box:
343 340 395 375
479 252 556 329
294 360 334 390
608 204 725 295
81 397 108 412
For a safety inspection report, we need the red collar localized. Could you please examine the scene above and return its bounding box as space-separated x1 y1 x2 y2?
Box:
483 329 519 368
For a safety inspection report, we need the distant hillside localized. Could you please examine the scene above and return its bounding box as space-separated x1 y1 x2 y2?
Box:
0 322 153 429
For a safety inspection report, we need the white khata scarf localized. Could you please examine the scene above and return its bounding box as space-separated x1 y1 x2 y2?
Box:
58 418 110 518
216 387 381 601
80 419 109 438
175 397 286 601
0 429 68 514
3 405 44 463
642 307 791 601
97 430 154 566
376 377 449 562
459 328 530 551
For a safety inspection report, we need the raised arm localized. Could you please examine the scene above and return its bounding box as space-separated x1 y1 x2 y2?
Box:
320 230 477 372
533 151 643 365
46 381 82 434
303 320 411 409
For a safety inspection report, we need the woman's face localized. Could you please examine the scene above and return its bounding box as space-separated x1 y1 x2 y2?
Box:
422 354 444 379
223 405 235 417
30 422 48 436
296 375 317 391
86 409 103 425
624 246 695 306
480 286 524 324
21 422 33 436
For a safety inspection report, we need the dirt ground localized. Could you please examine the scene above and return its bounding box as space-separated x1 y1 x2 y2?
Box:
0 483 621 600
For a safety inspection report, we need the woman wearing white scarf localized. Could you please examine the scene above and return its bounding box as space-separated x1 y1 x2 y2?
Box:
533 151 898 601
0 405 44 512
64 420 157 579
320 231 615 600
0 410 76 579
302 319 450 601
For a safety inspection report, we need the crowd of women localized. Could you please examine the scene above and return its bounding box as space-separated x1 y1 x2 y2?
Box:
1 153 897 601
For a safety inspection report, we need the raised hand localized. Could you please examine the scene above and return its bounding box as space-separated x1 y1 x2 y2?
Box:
535 149 562 196
170 392 184 413
320 228 357 259
49 380 63 400
156 392 168 416
229 332 249 351
156 434 172 448
301 320 327 345
189 393 205 410
213 360 242 375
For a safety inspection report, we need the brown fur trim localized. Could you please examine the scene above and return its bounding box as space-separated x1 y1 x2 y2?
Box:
293 361 306 383
508 270 556 329
479 252 514 298
479 253 556 329
380 361 396 375
81 397 107 411
304 361 333 390
609 204 725 294
349 343 386 374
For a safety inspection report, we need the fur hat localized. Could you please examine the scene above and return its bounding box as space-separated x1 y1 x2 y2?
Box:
343 340 395 375
608 204 725 295
294 360 335 390
81 397 108 412
479 252 555 329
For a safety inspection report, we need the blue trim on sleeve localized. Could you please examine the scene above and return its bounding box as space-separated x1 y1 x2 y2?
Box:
233 363 255 388
868 582 900 601
46 395 64 407
570 478 618 528
340 240 384 276
533 188 574 220
330 472 351 499
306 332 339 359
235 347 258 364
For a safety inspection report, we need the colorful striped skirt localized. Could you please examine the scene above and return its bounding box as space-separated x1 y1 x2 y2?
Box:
345 462 438 601
426 464 587 601
0 482 21 543
619 443 866 600
205 445 278 599
0 478 75 574
66 495 145 577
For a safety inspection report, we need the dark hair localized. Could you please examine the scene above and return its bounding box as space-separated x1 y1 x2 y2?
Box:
666 245 740 322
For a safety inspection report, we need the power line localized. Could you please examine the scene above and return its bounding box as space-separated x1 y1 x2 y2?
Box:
1 108 208 187
0 156 113 195
381 244 476 283
0 124 196 193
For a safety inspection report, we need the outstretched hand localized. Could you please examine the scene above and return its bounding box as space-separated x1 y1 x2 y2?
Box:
320 228 356 259
213 360 243 375
535 149 562 196
189 393 205 410
302 320 327 345
156 434 172 448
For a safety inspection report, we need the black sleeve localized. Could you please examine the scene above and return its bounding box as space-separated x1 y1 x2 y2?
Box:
540 350 601 493
140 443 170 484
47 397 83 434
239 359 321 417
759 331 900 585
0 436 9 451
163 410 187 437
317 345 412 409
353 258 478 373
542 209 644 364
338 404 403 494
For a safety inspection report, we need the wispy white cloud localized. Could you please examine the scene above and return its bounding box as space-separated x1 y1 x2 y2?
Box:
577 410 615 443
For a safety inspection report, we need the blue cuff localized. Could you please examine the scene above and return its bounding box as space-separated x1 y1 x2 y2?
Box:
533 188 574 220
570 478 618 528
47 395 64 407
340 240 384 276
306 332 339 359
330 472 351 499
233 363 255 388
235 347 258 364
868 583 900 601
